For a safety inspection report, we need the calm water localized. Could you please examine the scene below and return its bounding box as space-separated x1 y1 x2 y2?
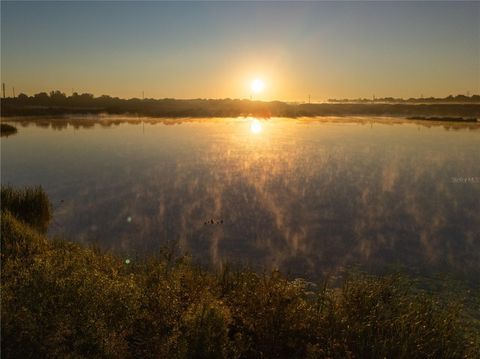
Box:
2 116 480 280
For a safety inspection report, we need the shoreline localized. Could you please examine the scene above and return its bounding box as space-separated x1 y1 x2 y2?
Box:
2 100 480 120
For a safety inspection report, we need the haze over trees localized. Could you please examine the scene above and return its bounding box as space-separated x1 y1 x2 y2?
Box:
328 94 480 103
1 91 479 119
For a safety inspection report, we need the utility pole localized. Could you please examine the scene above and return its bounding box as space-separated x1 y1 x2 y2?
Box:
308 94 311 104
12 87 15 98
2 83 5 98
142 91 144 100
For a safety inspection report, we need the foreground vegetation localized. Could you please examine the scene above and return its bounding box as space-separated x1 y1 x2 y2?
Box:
1 186 479 358
1 186 51 232
1 91 479 119
0 123 18 136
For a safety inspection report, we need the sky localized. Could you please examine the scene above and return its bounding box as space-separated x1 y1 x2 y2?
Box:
1 1 479 101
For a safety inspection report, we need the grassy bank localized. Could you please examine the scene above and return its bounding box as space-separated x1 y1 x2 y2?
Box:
1 186 479 358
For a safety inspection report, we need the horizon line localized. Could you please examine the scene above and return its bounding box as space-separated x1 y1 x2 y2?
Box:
1 88 479 103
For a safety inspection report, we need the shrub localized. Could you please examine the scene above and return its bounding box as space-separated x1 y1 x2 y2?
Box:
1 185 52 232
0 123 18 136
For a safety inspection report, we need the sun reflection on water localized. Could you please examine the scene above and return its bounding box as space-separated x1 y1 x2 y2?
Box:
250 119 263 134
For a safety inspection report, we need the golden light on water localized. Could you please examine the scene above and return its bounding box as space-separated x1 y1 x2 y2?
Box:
250 119 263 134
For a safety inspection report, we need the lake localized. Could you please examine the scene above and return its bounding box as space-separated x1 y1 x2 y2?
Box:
2 116 479 281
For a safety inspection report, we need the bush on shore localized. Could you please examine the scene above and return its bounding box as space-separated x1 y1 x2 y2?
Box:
1 186 479 358
0 123 18 136
1 185 52 232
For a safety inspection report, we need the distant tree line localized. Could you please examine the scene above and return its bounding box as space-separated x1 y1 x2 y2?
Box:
328 94 480 103
1 90 479 118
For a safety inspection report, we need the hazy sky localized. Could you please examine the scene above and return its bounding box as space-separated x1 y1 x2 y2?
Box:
1 1 479 101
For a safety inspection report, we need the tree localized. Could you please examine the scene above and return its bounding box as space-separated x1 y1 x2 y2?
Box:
17 93 29 103
49 90 67 102
33 92 49 103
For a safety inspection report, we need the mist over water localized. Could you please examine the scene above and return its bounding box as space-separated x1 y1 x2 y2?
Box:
2 117 479 281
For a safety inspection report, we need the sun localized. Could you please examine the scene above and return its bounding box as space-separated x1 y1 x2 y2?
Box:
251 79 265 94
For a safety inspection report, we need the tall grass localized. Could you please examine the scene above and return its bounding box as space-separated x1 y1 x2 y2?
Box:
1 185 51 232
1 187 479 358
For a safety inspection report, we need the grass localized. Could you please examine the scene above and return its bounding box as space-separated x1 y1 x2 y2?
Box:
0 123 18 136
1 185 52 232
1 186 479 358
